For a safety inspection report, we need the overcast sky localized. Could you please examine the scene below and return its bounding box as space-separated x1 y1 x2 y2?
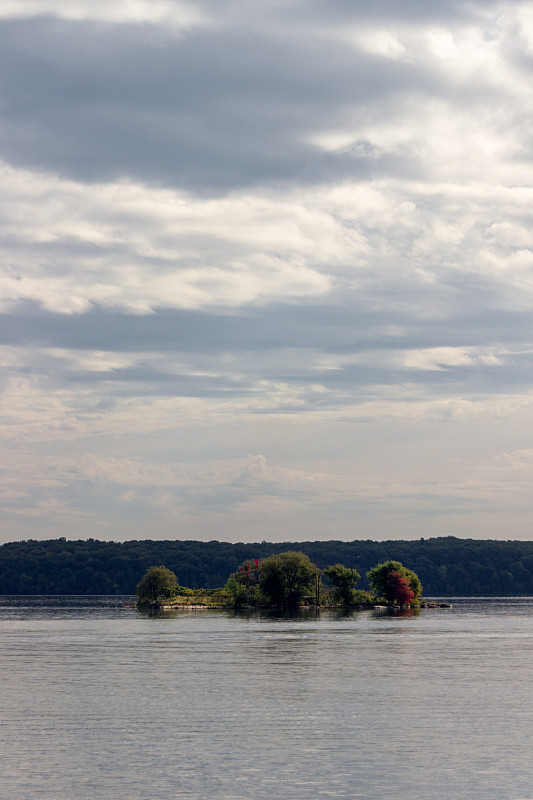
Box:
2 0 533 544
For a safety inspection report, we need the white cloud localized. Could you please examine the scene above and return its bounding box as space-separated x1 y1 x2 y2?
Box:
4 159 533 323
0 164 332 314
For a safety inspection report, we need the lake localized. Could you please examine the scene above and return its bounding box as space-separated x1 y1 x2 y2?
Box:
1 596 533 800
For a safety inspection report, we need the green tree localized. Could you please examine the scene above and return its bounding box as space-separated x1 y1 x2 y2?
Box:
323 563 361 605
259 551 318 607
136 565 179 605
234 558 262 588
367 560 422 605
225 575 251 607
225 558 264 607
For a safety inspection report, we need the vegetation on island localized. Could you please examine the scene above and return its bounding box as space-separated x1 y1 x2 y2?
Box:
136 565 179 605
367 560 422 606
224 551 323 608
323 563 362 606
4 535 533 597
136 564 230 609
136 552 422 610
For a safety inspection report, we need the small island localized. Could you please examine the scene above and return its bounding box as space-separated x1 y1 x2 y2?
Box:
136 552 450 611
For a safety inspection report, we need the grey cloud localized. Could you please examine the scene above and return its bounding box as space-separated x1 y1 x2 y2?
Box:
0 16 462 191
196 0 502 27
2 297 532 354
3 300 533 406
0 302 460 355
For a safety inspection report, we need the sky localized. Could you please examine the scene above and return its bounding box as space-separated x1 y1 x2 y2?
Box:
2 0 533 544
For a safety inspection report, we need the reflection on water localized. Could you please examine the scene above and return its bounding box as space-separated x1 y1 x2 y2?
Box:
1 597 533 800
0 594 136 617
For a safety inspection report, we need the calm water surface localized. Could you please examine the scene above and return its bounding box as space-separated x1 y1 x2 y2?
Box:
1 596 533 800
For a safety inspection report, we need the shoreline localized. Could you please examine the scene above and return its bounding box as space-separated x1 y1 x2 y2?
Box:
154 600 453 611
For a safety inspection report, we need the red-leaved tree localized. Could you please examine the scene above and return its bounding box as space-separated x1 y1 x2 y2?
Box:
387 570 415 605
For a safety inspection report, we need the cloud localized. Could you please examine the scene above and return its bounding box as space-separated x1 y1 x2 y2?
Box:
2 1 533 542
0 163 333 314
1 2 527 193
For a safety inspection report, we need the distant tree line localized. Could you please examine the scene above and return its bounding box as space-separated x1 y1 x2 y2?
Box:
1 536 533 596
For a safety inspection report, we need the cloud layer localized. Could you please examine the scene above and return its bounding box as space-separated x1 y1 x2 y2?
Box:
2 0 533 542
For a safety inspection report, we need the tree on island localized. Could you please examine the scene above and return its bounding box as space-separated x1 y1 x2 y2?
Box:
366 560 422 606
387 570 415 605
226 558 263 607
225 551 318 608
323 563 361 606
136 565 179 605
259 551 318 608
